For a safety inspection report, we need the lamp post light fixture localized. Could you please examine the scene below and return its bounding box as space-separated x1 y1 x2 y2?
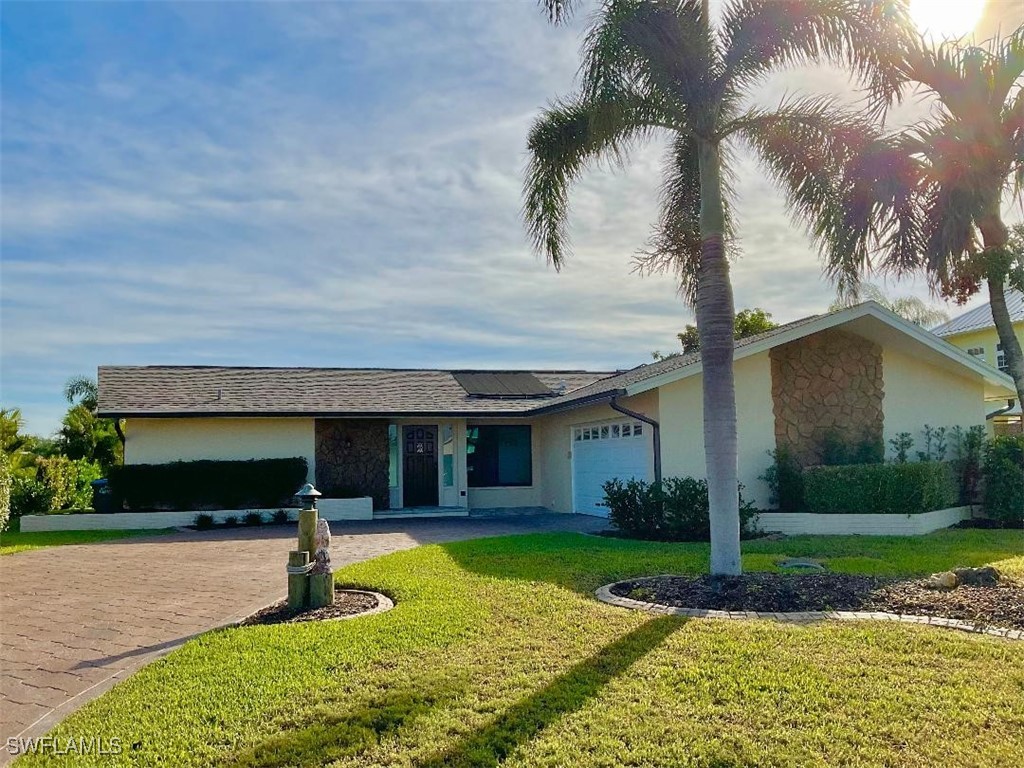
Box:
295 482 321 510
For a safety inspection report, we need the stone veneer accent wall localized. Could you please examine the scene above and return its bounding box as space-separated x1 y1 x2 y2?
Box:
770 329 884 466
315 419 390 510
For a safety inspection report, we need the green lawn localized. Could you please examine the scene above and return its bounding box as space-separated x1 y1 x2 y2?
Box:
21 529 1024 767
0 518 171 555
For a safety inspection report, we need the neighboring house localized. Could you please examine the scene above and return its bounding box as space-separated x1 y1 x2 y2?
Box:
97 302 1015 517
931 288 1024 434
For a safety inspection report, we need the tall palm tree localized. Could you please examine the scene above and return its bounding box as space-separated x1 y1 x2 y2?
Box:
820 28 1024 402
524 0 907 574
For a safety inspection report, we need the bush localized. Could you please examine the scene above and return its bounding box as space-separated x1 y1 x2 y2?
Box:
271 509 290 525
982 435 1024 526
10 476 53 517
604 476 758 542
107 458 308 511
194 513 215 530
760 448 804 512
244 512 264 527
38 456 77 511
803 461 958 515
0 453 10 532
223 515 239 528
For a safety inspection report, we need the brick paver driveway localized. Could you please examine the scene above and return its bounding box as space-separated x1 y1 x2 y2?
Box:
0 513 604 754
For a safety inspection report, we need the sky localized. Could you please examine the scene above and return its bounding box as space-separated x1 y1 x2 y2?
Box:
2 0 1022 436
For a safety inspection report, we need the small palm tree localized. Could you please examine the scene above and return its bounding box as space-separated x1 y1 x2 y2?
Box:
820 27 1024 401
830 283 949 326
525 0 907 575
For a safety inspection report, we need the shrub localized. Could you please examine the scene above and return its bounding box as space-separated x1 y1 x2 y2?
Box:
0 453 10 532
194 513 215 530
38 456 77 511
603 476 758 541
803 461 958 515
603 478 663 536
271 509 290 525
107 458 308 511
950 425 985 505
760 448 804 512
10 476 53 517
223 515 239 528
819 429 884 466
244 512 264 527
982 435 1024 526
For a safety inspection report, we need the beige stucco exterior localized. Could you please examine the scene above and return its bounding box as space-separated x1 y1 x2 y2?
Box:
881 346 987 455
126 417 316 482
940 323 1023 372
658 353 777 507
533 391 659 514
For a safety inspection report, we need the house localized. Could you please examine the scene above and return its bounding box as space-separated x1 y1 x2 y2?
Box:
931 288 1023 434
97 302 1015 518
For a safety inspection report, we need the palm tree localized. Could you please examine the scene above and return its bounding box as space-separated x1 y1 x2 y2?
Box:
822 28 1024 402
829 283 949 326
524 0 907 574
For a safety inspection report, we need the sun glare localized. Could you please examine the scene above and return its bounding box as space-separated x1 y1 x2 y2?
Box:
909 0 986 40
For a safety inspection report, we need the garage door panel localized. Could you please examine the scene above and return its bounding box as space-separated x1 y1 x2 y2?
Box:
572 420 652 517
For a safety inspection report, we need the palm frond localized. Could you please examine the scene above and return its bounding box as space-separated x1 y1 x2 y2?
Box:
581 0 716 127
718 0 911 108
523 93 664 268
736 96 923 297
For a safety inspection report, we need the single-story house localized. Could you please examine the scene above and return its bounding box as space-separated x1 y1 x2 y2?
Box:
96 302 1016 517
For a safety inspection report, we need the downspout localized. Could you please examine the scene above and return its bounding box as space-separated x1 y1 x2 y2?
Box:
610 397 662 485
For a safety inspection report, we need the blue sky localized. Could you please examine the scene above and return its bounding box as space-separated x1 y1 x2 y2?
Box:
2 0 1020 435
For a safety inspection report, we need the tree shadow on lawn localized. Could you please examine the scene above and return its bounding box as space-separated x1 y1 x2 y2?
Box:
222 678 464 768
417 615 683 768
221 616 681 768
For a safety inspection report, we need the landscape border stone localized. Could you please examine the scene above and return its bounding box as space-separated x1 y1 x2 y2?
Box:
594 580 1024 642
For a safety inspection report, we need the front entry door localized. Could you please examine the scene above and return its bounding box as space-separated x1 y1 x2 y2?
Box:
403 425 439 507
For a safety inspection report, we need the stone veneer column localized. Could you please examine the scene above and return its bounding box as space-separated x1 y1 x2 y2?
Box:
315 419 390 510
769 329 884 465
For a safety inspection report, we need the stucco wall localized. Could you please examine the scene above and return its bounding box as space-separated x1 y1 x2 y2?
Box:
941 323 1024 370
533 391 659 514
125 417 316 482
658 353 776 507
882 346 987 457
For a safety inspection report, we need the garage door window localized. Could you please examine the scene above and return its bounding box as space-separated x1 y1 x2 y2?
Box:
467 425 532 487
573 421 644 442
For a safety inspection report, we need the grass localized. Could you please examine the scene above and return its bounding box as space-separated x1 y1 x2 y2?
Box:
20 529 1024 767
0 517 171 555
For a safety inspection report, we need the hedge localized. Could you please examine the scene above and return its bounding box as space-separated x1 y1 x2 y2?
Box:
0 453 10 532
603 476 759 542
107 458 308 511
982 435 1024 526
803 461 958 515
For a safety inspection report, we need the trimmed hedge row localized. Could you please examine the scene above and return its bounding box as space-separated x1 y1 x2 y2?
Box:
803 461 958 515
603 476 760 541
107 458 308 511
983 436 1024 525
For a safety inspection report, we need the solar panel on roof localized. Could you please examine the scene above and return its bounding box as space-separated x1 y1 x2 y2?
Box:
453 371 554 398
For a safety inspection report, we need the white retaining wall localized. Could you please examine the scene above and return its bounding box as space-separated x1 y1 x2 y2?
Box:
19 497 374 532
756 506 973 536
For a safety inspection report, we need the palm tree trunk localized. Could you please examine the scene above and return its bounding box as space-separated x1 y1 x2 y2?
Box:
695 138 741 576
979 212 1024 406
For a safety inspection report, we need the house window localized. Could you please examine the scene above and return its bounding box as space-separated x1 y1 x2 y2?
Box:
442 425 455 487
997 344 1007 372
388 425 399 488
466 425 532 487
966 347 985 359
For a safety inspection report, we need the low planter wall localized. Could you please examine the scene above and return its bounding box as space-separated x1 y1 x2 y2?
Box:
756 506 973 536
19 497 374 532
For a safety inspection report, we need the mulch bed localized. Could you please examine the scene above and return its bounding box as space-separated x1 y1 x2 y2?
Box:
610 573 1024 630
242 586 380 626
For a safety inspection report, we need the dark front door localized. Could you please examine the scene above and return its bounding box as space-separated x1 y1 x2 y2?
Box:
403 425 438 507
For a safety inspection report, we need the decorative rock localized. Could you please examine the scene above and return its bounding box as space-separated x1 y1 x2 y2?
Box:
926 571 959 590
952 566 1001 587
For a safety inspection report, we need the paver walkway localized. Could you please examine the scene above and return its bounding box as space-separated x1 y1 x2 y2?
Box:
0 513 603 755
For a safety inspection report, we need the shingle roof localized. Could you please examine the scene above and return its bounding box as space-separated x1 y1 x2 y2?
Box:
97 367 614 418
931 288 1024 336
534 313 826 411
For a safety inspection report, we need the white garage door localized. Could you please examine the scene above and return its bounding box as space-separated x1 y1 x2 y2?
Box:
571 420 651 517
